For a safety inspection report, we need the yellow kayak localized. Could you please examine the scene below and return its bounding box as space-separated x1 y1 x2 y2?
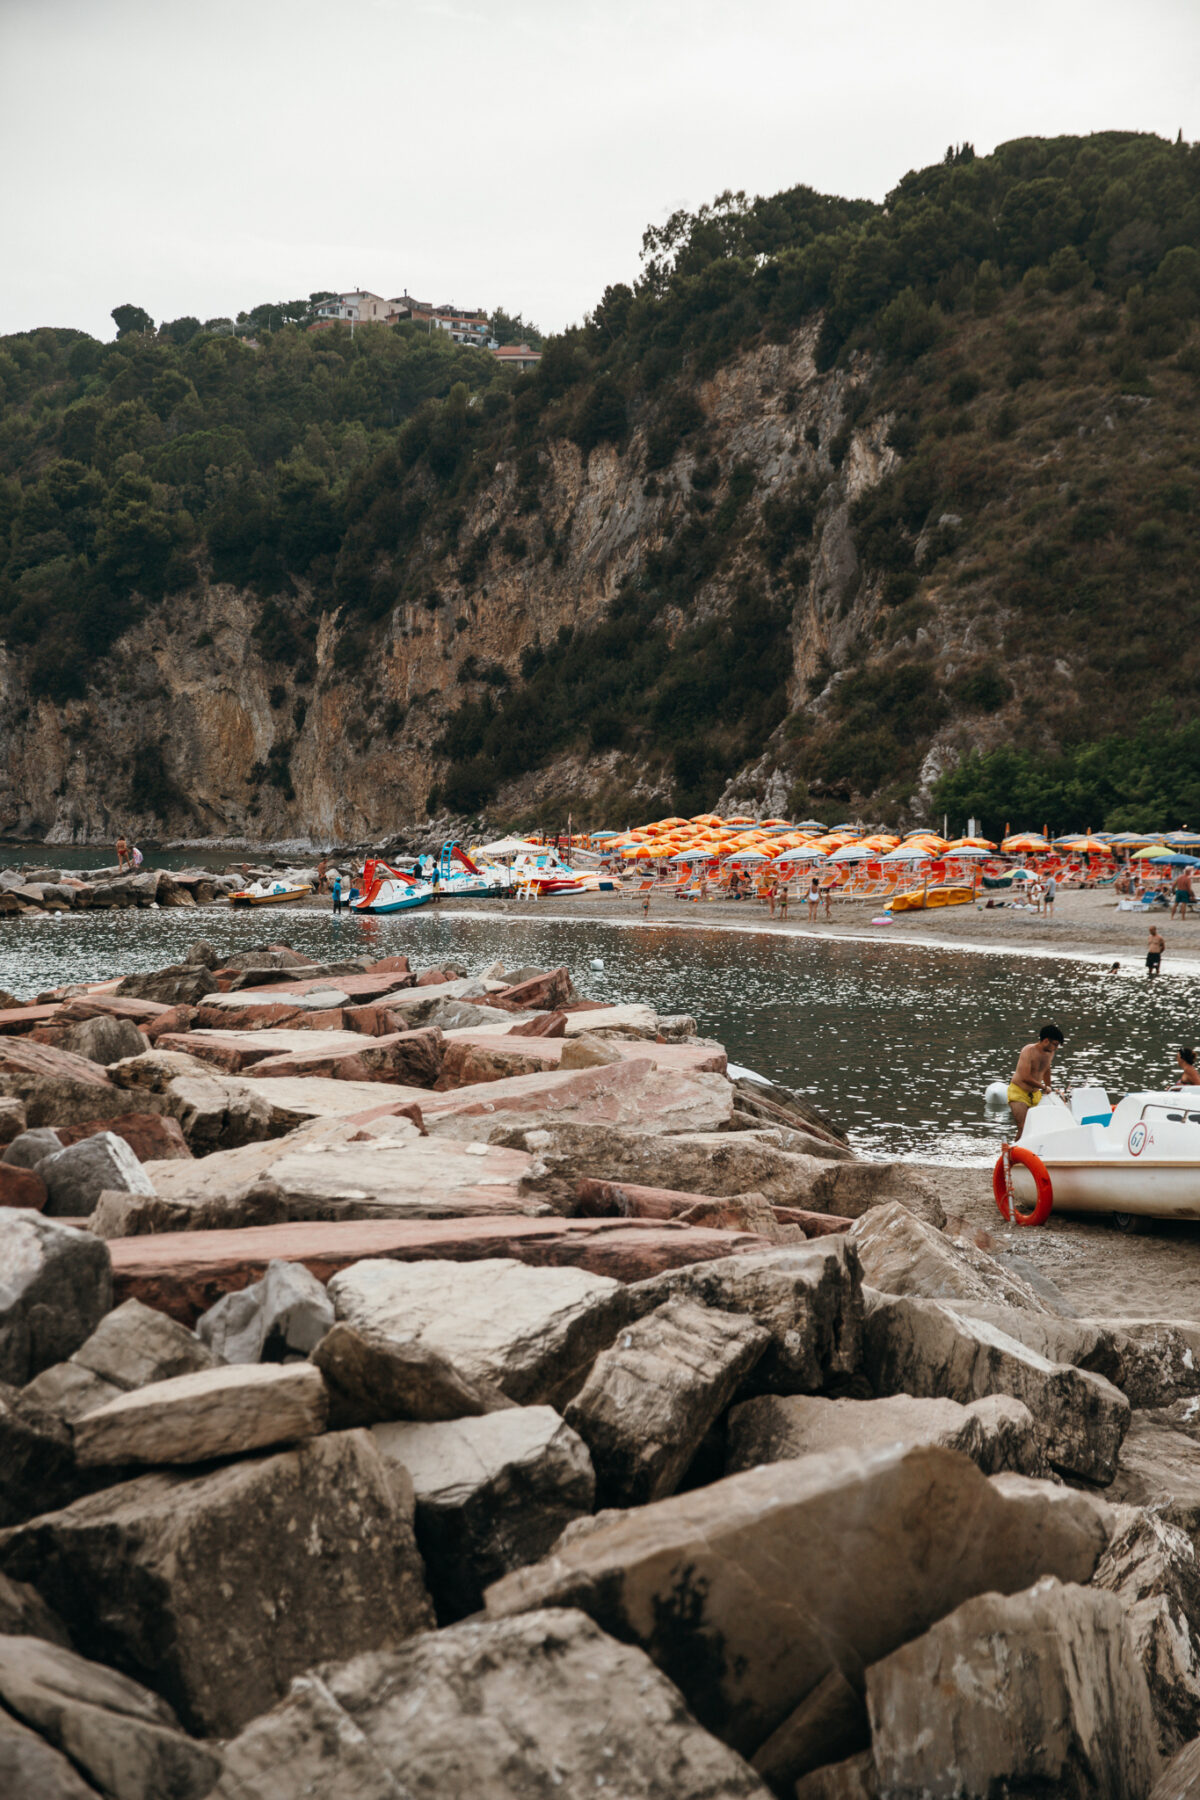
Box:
887 885 974 913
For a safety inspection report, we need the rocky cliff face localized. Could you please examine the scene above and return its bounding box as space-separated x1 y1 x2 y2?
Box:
1 326 893 843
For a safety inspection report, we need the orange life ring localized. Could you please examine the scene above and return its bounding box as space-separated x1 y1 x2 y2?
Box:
993 1144 1053 1227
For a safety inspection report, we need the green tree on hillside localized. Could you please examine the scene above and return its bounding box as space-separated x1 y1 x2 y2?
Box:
111 304 154 338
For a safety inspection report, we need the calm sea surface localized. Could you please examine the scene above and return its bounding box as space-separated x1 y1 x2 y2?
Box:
2 901 1196 1166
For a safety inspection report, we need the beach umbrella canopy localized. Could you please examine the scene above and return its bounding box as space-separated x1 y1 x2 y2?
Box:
1138 850 1198 866
773 845 829 863
1002 834 1049 853
881 846 933 863
1166 832 1200 846
1132 845 1172 861
671 848 715 862
830 845 874 863
1060 836 1109 854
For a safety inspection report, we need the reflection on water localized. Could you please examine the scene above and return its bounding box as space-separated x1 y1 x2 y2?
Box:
1 904 1196 1166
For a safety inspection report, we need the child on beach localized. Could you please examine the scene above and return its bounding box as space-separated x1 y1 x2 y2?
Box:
807 875 821 921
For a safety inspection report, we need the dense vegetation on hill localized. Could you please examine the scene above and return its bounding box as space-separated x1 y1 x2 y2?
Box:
2 130 1200 829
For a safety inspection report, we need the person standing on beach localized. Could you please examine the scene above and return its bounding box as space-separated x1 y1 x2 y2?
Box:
115 834 129 872
331 872 342 915
1147 924 1165 978
1044 873 1056 917
778 885 789 922
807 874 821 922
1007 1023 1064 1136
1171 867 1194 920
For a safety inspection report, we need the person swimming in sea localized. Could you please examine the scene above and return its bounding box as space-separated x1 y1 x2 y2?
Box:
1007 1023 1064 1137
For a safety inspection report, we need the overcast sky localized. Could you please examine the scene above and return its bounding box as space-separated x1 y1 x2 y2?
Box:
3 0 1198 343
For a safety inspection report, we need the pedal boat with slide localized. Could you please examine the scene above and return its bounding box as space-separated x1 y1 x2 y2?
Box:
349 859 434 916
995 1085 1200 1227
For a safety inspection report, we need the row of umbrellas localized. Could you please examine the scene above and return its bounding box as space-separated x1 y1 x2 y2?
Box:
585 815 1200 870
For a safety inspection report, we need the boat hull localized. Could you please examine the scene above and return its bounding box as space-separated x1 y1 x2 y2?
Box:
350 877 434 916
1011 1160 1200 1218
229 887 310 907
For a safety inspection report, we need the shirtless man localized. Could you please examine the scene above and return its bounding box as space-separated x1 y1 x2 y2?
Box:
1147 924 1165 979
1007 1023 1064 1138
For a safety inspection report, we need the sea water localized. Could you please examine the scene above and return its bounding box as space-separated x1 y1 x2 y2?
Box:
1 902 1194 1166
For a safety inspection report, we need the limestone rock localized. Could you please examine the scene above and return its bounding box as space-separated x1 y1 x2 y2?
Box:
373 1407 595 1621
629 1241 862 1396
0 1381 80 1527
0 1213 113 1384
89 1179 290 1239
68 1297 217 1389
40 1132 155 1219
484 1443 1110 1761
1094 1510 1200 1755
849 1200 1052 1311
0 1097 26 1146
0 1706 107 1799
0 1630 221 1800
312 1322 509 1428
4 1125 64 1168
863 1289 1130 1483
793 1751 877 1799
1151 1737 1200 1798
0 1429 434 1736
944 1299 1125 1383
162 1072 279 1153
74 1361 329 1468
196 1258 333 1364
559 1032 624 1069
866 1578 1159 1800
726 1391 1045 1479
115 967 218 1007
1107 1415 1200 1544
58 1014 148 1067
1101 1317 1200 1408
564 1300 770 1505
751 1666 869 1794
329 1256 631 1406
807 1162 946 1227
22 1361 125 1422
214 1608 771 1800
0 1568 71 1644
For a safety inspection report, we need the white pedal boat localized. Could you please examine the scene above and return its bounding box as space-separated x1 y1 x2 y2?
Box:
997 1086 1200 1224
350 860 434 916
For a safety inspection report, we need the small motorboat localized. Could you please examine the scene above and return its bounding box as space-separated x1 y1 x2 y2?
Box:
887 884 974 913
350 859 433 916
996 1086 1200 1226
229 878 312 907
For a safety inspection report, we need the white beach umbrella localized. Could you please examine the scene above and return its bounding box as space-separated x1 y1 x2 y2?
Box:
671 848 715 862
881 846 933 863
723 849 769 863
773 845 829 863
829 846 873 863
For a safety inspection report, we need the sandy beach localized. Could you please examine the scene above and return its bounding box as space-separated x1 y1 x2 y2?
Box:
417 882 1200 970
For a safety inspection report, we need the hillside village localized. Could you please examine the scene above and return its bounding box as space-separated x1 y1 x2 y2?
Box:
311 290 543 369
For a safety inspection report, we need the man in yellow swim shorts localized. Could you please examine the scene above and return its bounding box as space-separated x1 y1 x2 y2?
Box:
1007 1023 1064 1138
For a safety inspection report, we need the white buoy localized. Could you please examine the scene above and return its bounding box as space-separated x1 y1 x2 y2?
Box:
984 1080 1009 1110
590 958 604 970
